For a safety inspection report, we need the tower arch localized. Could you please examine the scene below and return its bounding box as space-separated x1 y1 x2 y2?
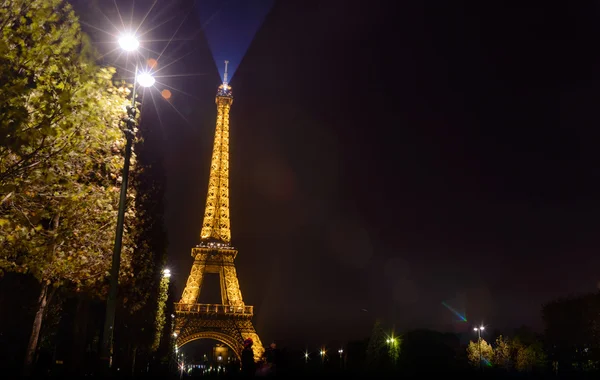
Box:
177 331 242 361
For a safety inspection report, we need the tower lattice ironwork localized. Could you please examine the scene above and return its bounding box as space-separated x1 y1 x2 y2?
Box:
175 61 264 361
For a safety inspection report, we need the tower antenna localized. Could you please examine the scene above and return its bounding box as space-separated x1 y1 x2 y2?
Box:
223 60 229 84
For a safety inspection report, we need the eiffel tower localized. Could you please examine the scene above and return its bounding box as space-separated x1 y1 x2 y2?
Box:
174 61 264 361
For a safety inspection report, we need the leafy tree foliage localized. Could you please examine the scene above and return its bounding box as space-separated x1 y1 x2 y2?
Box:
365 320 388 370
492 335 512 370
151 274 169 352
0 0 135 372
0 0 134 288
516 342 547 372
467 338 493 367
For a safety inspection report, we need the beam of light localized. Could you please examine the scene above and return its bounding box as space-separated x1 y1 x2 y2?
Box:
147 87 168 141
152 1 195 66
79 20 119 39
93 4 123 35
153 80 202 101
134 0 159 37
128 0 135 30
138 15 179 39
113 0 126 32
153 72 210 79
196 0 275 82
151 47 198 76
442 301 467 322
152 82 194 126
97 47 121 61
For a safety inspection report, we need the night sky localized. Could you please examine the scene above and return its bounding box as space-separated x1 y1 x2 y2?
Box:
75 0 600 346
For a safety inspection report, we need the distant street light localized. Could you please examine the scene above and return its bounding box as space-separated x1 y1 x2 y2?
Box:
101 32 155 371
473 325 485 371
163 268 171 278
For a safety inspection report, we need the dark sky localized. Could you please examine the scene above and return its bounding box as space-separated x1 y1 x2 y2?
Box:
76 0 600 346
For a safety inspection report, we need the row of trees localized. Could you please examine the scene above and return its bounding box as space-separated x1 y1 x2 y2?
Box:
466 335 546 372
0 0 169 375
357 290 600 376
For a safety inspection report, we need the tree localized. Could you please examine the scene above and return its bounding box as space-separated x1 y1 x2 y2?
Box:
516 342 547 373
387 334 401 365
365 320 388 370
151 273 170 352
399 329 459 374
492 335 512 370
542 293 600 372
467 338 493 367
0 0 134 374
113 104 169 374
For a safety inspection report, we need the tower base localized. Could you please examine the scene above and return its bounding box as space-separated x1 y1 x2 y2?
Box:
175 307 264 361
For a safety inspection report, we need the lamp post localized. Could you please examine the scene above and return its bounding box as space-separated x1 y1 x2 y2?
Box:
473 325 485 371
338 349 343 370
100 33 155 370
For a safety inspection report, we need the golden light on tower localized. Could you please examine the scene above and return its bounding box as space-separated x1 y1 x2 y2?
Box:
176 61 264 362
200 60 233 243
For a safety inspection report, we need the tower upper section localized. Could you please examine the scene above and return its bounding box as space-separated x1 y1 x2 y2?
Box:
216 60 233 102
200 61 234 245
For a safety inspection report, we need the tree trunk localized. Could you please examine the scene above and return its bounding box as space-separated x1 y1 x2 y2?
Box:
22 282 49 376
23 213 60 376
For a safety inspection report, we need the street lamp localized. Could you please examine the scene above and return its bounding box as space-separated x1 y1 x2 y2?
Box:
163 268 171 278
137 72 156 88
118 33 139 51
101 32 155 370
473 325 485 371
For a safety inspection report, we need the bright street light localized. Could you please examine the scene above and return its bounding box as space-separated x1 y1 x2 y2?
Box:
163 268 171 278
118 34 139 51
137 72 155 87
473 325 485 371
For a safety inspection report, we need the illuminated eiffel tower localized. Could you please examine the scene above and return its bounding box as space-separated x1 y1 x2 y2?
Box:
174 61 264 361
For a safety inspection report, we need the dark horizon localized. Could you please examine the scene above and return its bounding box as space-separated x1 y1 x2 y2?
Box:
73 0 600 347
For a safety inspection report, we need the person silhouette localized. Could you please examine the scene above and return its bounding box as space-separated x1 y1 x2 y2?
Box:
241 338 256 377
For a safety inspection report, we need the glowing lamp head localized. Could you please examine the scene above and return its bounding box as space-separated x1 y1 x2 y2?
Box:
118 34 139 52
163 268 171 278
137 72 155 87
